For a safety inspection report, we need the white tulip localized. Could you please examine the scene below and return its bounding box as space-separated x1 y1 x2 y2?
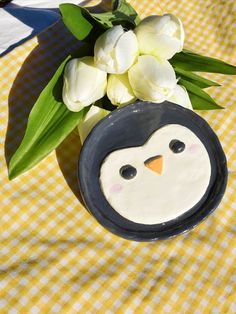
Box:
167 85 193 109
107 73 136 106
94 25 139 74
134 14 184 60
128 55 177 103
78 105 109 143
62 57 107 112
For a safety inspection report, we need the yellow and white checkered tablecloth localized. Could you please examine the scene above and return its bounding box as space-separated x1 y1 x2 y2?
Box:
0 0 236 313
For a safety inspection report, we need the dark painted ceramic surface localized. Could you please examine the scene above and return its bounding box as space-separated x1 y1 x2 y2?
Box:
78 101 228 241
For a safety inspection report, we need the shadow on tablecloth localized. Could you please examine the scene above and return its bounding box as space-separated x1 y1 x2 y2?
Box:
4 18 90 204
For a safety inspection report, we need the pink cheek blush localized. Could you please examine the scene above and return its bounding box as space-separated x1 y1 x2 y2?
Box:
110 184 123 194
188 143 200 154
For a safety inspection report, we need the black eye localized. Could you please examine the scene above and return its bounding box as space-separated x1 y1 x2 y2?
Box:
120 165 137 180
169 139 185 153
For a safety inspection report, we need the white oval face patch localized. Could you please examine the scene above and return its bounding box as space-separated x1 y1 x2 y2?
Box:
99 124 211 224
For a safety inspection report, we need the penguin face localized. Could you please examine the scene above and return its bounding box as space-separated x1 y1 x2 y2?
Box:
79 101 227 241
100 124 211 224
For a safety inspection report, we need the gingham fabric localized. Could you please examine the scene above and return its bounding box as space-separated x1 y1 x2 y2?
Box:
0 0 236 313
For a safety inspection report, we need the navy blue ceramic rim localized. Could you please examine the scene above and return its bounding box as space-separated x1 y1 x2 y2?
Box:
78 101 228 241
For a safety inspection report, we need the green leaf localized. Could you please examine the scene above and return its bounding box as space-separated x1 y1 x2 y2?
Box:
59 4 94 40
91 10 140 29
174 67 221 88
8 56 89 180
87 0 140 29
60 1 140 38
90 12 116 29
112 0 120 10
170 50 236 75
179 79 224 110
112 0 140 25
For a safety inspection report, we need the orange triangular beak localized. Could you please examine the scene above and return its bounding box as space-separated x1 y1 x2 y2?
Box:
144 155 163 175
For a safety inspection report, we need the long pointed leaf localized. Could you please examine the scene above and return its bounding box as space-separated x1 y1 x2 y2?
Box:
112 0 121 10
85 0 140 29
60 2 140 39
112 0 140 25
92 10 140 29
188 93 223 110
174 67 220 88
170 51 236 75
179 79 224 110
9 56 88 180
59 4 94 40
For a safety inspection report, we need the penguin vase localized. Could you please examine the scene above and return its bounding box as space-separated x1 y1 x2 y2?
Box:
78 101 228 241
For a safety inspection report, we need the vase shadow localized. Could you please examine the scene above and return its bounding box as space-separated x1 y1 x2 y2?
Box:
5 1 109 201
55 130 85 206
4 20 80 168
4 20 83 203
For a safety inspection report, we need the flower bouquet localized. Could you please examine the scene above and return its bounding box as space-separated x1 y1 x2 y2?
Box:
8 0 235 240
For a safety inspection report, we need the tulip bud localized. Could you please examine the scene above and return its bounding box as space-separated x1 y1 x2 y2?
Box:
128 55 177 103
62 57 107 112
167 85 193 109
107 73 136 106
134 14 184 60
94 25 139 74
78 105 109 143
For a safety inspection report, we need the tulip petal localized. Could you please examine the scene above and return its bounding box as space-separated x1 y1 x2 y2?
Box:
169 14 185 46
94 25 139 74
139 55 176 89
107 73 136 106
94 25 124 72
63 59 79 102
62 77 84 112
128 55 177 103
134 14 184 60
141 34 182 60
78 105 109 143
76 58 107 104
167 85 192 109
114 30 139 73
62 57 107 112
94 25 123 56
